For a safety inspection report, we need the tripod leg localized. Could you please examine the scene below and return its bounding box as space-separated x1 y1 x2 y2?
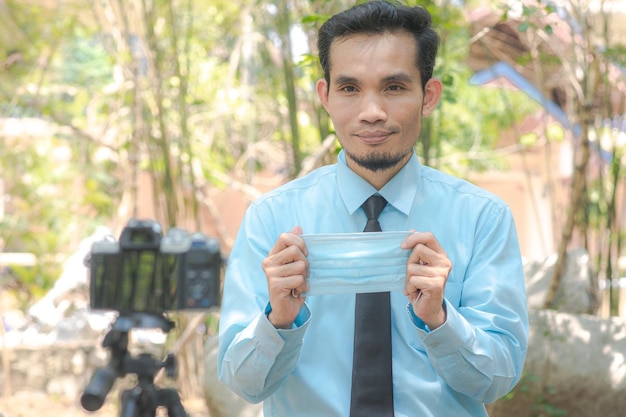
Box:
120 387 159 417
157 388 188 417
120 389 140 417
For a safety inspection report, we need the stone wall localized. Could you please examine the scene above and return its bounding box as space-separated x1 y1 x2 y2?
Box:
0 340 106 399
487 310 626 417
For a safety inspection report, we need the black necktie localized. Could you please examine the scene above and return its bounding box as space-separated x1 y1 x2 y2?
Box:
349 195 394 416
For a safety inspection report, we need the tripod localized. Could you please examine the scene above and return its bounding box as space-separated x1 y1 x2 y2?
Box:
81 313 188 417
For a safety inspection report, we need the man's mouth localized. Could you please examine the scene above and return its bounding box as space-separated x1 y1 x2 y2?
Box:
355 130 392 144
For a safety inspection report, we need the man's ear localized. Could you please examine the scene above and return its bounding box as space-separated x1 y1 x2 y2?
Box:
421 78 442 117
316 79 330 109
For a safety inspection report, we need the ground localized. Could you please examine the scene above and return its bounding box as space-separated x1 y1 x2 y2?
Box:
0 392 210 417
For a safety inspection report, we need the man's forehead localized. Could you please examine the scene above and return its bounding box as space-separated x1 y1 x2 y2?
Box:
326 32 420 82
327 31 418 62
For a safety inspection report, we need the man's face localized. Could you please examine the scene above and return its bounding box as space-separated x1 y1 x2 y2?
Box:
317 31 441 188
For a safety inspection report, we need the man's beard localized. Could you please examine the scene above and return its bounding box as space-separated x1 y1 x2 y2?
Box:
346 148 412 172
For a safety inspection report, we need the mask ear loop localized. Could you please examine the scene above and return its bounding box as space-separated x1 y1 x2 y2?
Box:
411 258 426 309
411 291 423 310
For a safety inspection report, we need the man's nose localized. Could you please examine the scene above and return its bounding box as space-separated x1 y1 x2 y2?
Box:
359 93 387 123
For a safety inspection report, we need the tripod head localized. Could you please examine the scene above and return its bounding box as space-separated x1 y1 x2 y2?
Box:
80 313 187 417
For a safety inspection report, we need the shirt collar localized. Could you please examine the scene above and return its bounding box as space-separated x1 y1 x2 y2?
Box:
337 150 420 216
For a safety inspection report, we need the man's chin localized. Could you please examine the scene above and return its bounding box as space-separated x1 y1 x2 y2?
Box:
348 151 409 173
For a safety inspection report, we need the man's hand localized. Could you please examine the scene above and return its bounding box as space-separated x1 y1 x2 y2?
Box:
401 231 452 330
262 226 309 329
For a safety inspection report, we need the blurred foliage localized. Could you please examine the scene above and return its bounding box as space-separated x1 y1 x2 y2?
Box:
3 0 617 308
0 0 539 304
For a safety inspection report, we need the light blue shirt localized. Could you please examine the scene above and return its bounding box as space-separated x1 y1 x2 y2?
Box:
218 151 528 417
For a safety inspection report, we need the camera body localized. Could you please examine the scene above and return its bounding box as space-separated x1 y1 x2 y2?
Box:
88 219 221 314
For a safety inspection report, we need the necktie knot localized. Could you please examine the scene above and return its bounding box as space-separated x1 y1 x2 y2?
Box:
362 195 387 232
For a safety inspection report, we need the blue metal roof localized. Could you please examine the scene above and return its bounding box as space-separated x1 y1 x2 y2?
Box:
469 60 622 162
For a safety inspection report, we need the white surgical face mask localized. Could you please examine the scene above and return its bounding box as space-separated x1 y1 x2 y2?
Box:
301 231 412 296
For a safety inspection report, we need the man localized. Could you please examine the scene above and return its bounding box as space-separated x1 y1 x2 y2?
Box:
218 1 528 416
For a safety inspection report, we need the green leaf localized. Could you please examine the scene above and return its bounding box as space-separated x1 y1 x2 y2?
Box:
520 132 539 147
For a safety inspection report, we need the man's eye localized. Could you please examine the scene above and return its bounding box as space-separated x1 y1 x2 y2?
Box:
388 85 404 91
341 86 357 92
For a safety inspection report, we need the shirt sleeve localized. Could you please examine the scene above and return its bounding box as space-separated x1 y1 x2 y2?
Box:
406 204 529 403
217 202 311 403
219 305 310 403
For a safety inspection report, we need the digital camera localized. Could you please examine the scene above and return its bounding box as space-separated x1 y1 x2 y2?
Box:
87 219 221 314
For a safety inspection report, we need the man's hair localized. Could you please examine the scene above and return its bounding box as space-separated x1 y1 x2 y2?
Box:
317 1 439 90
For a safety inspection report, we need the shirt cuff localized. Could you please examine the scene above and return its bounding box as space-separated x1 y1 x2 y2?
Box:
406 298 469 356
262 302 311 342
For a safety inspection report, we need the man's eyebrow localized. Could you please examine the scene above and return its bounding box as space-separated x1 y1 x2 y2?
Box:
333 75 360 86
332 73 416 86
382 73 414 84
